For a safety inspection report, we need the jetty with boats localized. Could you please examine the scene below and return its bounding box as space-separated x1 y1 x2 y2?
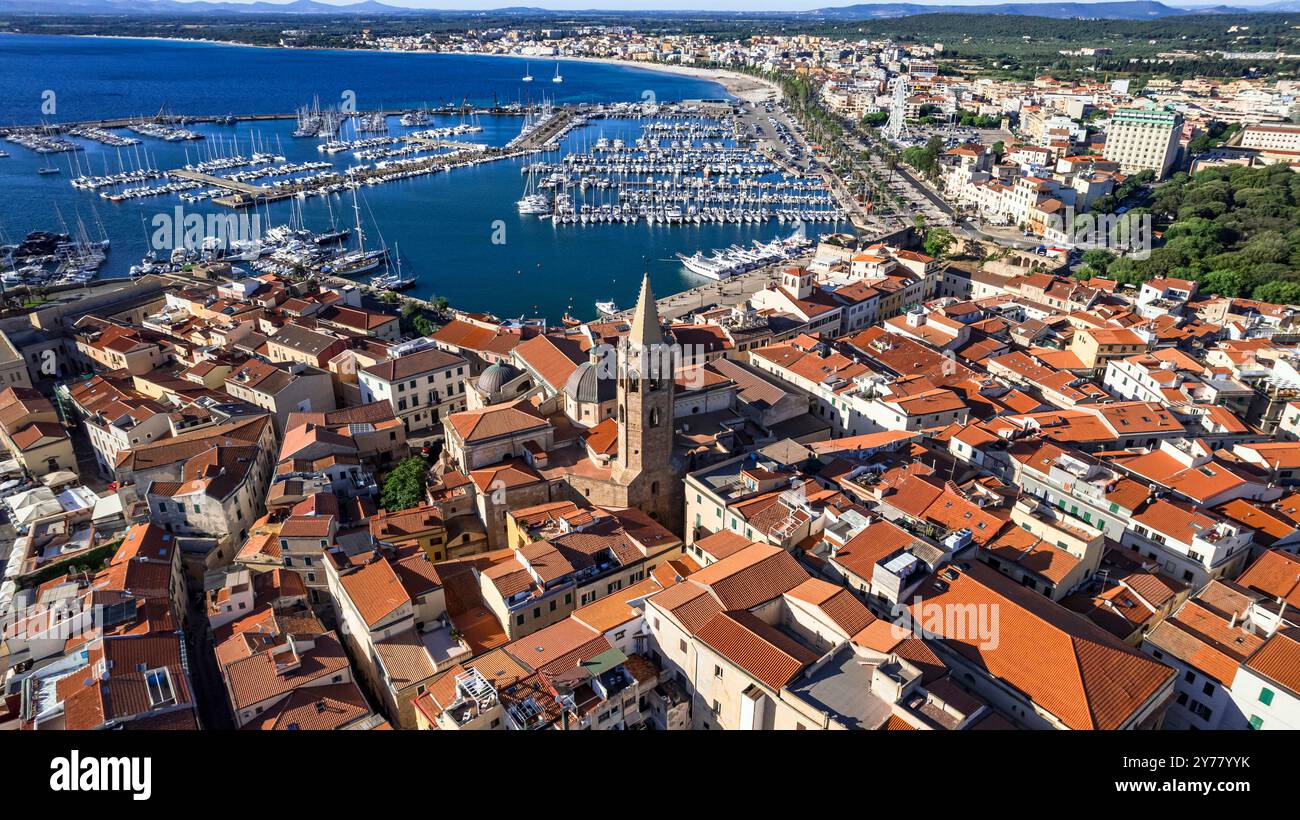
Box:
676 229 814 280
513 106 845 228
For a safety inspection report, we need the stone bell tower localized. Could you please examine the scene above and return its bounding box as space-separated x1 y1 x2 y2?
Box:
611 274 680 531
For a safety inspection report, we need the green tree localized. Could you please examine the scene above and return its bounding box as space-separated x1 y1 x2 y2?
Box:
1081 249 1114 273
1253 280 1300 304
924 227 955 260
1201 269 1245 297
412 314 437 337
380 456 429 512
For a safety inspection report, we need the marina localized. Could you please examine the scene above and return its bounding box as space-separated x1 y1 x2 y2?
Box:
0 35 848 321
676 230 814 280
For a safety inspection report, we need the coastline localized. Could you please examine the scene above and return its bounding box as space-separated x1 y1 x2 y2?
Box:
1 32 808 320
453 50 779 104
21 32 779 105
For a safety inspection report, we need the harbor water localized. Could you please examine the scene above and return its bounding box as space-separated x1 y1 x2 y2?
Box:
0 35 834 321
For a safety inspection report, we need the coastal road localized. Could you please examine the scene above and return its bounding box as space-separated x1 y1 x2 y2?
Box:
888 163 956 222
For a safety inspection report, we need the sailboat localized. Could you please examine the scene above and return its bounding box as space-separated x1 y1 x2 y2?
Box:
517 166 551 215
552 61 564 83
522 62 534 82
371 243 417 291
323 187 388 277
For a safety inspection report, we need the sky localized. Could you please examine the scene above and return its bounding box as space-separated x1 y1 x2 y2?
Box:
165 0 1282 8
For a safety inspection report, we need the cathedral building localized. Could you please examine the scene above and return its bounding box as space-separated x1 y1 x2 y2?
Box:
440 274 683 539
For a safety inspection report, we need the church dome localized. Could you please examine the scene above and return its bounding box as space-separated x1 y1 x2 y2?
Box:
477 362 520 394
564 361 616 404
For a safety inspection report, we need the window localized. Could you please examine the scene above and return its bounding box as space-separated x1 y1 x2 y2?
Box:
679 639 687 653
1248 714 1263 730
714 665 723 679
144 668 176 708
549 600 557 612
1259 687 1275 706
516 614 525 626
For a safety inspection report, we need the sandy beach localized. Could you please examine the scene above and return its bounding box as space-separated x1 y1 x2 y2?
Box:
452 50 779 103
45 34 781 105
530 54 779 104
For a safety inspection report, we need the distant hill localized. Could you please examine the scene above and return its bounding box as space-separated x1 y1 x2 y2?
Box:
805 1 1207 19
0 0 415 14
0 0 1288 18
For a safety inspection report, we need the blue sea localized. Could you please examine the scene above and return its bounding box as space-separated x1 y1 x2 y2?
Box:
0 34 817 321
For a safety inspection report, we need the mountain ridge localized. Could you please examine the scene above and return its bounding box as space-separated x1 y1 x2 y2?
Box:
0 0 1291 19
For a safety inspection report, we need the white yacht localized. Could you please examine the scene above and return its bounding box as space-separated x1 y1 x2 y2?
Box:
517 167 551 215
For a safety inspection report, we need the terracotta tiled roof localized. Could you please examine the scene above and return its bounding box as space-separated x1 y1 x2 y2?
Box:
431 319 526 357
339 558 411 628
693 530 758 562
572 577 666 633
370 505 445 541
913 563 1175 730
695 609 818 691
513 334 587 392
647 581 724 634
117 415 271 473
59 634 193 730
504 618 603 672
360 347 465 382
1146 601 1262 686
223 632 350 711
784 578 875 636
1132 499 1222 545
1244 629 1300 695
686 543 808 610
1235 550 1300 608
447 400 549 443
829 519 917 583
241 681 370 730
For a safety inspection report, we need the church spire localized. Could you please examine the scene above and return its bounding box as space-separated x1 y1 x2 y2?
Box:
627 272 664 348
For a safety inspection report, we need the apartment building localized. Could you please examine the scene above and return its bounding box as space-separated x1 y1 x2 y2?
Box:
223 358 336 434
1239 123 1300 153
1102 105 1181 178
1122 498 1254 586
359 343 470 435
0 386 76 477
